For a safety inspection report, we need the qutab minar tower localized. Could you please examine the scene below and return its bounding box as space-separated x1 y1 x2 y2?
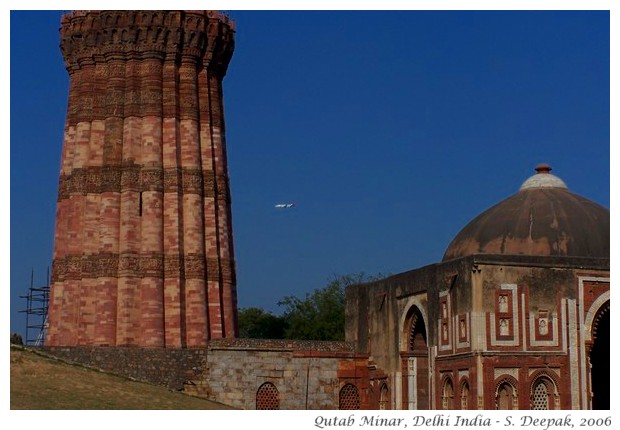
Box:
47 10 238 347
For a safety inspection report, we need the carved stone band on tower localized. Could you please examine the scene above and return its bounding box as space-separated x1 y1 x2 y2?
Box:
47 10 238 348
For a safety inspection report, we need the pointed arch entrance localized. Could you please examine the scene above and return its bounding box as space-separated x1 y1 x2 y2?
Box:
589 302 609 410
401 304 429 409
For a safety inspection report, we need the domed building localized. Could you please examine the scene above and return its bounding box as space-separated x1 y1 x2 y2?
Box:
345 164 609 410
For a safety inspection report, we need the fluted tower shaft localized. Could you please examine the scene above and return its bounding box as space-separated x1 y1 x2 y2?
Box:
47 10 237 347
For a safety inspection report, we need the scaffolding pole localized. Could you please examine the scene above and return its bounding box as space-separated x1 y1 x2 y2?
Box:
19 268 50 346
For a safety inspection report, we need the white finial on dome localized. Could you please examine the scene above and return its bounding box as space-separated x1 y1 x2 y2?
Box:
519 163 568 190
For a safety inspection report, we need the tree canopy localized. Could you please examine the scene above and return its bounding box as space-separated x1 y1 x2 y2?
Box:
237 273 385 341
237 307 286 339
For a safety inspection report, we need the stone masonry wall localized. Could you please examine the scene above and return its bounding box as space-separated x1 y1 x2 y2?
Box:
43 339 364 409
43 346 207 390
188 338 360 409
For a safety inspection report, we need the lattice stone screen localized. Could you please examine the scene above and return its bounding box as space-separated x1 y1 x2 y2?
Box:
339 384 361 410
256 382 280 410
532 381 549 410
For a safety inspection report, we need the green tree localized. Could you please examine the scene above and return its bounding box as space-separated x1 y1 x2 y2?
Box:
237 273 385 341
237 307 286 339
278 273 383 341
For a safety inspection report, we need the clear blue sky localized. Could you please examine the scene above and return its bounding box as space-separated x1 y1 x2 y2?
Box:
9 10 610 335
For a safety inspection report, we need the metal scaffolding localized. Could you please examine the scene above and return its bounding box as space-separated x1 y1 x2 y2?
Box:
19 269 50 346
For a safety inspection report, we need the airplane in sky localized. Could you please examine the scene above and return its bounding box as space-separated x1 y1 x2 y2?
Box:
274 203 296 209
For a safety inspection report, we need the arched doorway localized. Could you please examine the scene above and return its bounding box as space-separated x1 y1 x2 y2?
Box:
401 305 429 409
590 303 609 409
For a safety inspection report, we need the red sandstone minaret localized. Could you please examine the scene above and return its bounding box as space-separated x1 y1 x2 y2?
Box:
46 10 237 347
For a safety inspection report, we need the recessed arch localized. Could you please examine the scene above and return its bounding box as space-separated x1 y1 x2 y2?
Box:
400 300 429 410
398 296 428 351
583 290 610 343
379 382 389 410
441 376 455 410
529 372 560 410
459 377 471 410
406 306 428 353
495 376 518 410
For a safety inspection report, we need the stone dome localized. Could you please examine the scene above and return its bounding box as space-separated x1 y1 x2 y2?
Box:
442 164 610 261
